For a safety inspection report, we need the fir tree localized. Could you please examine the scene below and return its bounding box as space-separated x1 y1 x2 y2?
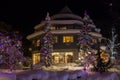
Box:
78 11 95 67
40 13 54 67
0 31 26 71
78 11 94 51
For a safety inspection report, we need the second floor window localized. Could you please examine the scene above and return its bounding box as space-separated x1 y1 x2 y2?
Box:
50 26 56 30
54 36 58 43
63 36 74 43
36 39 40 46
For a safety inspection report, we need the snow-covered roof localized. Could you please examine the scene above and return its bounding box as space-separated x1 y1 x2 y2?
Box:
89 32 102 38
27 6 102 40
34 6 83 30
51 14 82 20
27 29 81 39
27 29 102 40
34 20 84 30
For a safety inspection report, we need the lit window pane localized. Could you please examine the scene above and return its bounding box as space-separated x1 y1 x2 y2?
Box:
63 36 74 43
36 40 40 46
50 26 56 30
54 36 58 43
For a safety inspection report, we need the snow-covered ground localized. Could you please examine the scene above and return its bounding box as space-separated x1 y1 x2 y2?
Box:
16 68 120 80
0 63 120 80
41 64 120 80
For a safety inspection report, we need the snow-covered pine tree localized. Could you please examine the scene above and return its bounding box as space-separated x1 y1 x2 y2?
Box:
0 31 26 71
78 11 94 52
40 12 54 67
78 11 96 68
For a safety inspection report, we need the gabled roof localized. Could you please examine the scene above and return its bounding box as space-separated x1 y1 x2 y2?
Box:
59 6 73 14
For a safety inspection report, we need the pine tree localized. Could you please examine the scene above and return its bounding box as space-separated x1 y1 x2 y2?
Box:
40 13 54 67
78 11 95 67
78 11 94 51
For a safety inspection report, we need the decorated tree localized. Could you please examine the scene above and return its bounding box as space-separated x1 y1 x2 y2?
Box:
40 13 54 67
78 11 111 72
78 11 94 51
107 27 120 63
78 11 96 68
0 31 26 71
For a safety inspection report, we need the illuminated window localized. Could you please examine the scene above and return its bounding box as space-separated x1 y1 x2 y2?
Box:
36 40 40 46
52 52 73 63
93 39 97 43
32 40 35 45
52 52 59 63
54 36 58 43
60 26 67 30
63 36 74 43
50 26 56 30
33 53 40 64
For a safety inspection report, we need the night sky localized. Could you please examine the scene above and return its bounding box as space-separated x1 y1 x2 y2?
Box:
0 0 119 38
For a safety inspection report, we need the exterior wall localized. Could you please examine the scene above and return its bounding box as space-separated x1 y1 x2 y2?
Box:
53 34 79 50
30 32 81 64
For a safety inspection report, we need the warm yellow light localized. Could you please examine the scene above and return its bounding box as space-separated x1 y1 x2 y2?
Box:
29 48 32 51
32 53 40 64
63 36 74 43
100 51 109 63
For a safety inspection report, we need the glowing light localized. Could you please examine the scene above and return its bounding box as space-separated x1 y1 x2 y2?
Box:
100 46 106 50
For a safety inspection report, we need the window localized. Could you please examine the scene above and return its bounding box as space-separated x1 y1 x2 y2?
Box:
32 40 35 45
56 26 67 30
54 36 58 43
36 40 40 46
33 53 40 64
52 52 73 63
63 36 74 43
60 26 67 30
50 26 56 30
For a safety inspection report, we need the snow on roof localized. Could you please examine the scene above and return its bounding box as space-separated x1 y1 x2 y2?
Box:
59 6 73 14
51 14 82 20
27 29 101 40
34 20 84 30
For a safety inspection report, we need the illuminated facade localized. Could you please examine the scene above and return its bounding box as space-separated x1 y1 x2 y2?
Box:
27 6 102 64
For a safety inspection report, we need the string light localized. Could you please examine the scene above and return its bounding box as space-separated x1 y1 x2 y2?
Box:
0 31 26 71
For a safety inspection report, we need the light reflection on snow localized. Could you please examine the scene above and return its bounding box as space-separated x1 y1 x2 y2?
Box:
0 63 120 80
